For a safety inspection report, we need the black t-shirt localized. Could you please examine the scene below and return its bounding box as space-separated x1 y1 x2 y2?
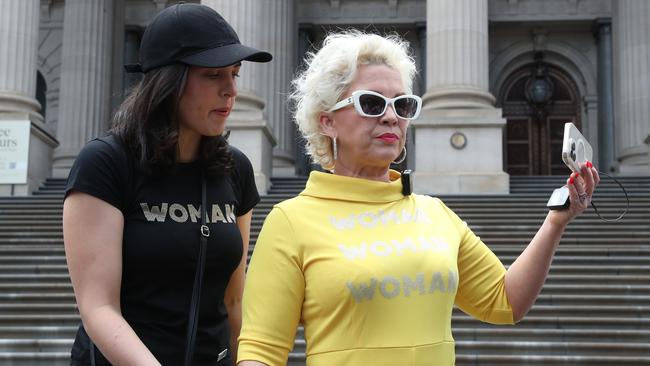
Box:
66 135 259 366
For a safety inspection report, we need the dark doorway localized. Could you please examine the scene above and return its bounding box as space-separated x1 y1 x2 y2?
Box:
36 71 47 119
499 60 581 175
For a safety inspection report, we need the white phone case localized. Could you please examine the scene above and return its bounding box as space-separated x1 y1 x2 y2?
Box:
561 122 593 173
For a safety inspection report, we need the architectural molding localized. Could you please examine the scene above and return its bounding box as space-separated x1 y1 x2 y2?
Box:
297 0 424 24
152 0 168 12
531 28 549 51
488 0 610 21
40 0 53 20
490 40 597 99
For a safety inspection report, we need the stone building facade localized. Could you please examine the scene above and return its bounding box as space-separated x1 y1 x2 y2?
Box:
1 0 649 195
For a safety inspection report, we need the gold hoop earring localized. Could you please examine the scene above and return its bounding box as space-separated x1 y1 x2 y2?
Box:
393 146 406 164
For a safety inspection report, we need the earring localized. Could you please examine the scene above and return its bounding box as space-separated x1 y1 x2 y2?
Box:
332 136 338 162
393 146 406 164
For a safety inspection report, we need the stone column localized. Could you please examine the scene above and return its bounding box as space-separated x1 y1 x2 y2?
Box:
294 25 315 176
593 18 615 173
271 0 296 176
412 0 508 194
110 0 125 115
202 0 286 193
52 0 114 178
0 0 58 195
613 1 650 173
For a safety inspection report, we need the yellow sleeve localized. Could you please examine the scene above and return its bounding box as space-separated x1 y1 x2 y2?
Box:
238 206 305 366
440 201 514 325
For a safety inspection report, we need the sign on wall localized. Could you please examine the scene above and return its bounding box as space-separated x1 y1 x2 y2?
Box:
0 120 31 184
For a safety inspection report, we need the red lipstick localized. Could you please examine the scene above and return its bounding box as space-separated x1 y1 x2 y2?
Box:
377 133 399 143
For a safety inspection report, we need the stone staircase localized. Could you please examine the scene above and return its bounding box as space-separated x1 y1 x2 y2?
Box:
0 175 649 365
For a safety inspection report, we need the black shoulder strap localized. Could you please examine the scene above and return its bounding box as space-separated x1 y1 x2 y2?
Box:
184 173 209 366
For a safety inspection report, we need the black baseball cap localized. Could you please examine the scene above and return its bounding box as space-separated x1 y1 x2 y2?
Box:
125 3 272 73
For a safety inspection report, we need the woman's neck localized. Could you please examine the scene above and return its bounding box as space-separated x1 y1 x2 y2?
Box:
177 127 201 162
332 161 391 182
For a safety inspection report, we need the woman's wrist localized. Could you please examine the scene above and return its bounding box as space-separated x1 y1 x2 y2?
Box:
545 210 570 231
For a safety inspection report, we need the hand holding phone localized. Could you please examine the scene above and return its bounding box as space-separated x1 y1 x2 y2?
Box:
547 122 593 210
562 122 593 173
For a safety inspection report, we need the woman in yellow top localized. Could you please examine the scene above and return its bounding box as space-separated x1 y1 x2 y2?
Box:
237 31 599 366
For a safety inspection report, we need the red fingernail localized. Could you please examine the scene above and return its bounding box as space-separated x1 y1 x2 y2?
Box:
587 161 593 168
575 172 580 178
569 177 575 185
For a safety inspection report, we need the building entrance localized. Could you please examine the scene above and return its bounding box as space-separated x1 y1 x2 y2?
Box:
499 57 582 175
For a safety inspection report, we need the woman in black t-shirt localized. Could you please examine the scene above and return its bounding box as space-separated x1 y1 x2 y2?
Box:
63 4 271 366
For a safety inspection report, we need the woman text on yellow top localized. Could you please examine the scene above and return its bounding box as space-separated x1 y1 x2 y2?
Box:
237 31 599 366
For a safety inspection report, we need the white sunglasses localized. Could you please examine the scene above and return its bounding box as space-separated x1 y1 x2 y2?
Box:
328 90 422 120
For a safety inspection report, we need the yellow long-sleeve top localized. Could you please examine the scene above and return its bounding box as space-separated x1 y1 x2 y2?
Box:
239 170 514 366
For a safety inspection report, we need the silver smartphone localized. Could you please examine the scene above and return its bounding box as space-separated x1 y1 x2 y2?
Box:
561 122 593 173
547 123 593 210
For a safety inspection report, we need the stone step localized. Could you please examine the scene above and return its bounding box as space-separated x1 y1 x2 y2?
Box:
0 274 71 283
0 233 63 238
250 206 648 217
0 225 63 230
0 325 77 339
456 340 650 357
2 292 648 306
7 259 650 272
0 247 64 256
0 283 72 293
3 215 649 226
1 273 647 288
0 218 639 230
0 239 63 245
532 294 650 306
0 265 69 274
5 230 646 241
31 193 63 198
0 315 79 326
455 354 650 366
452 327 650 342
285 351 650 366
454 315 650 329
3 244 648 257
537 284 650 295
261 193 648 202
0 303 79 315
3 206 641 217
299 326 650 350
252 215 647 224
0 204 63 210
1 303 648 318
0 216 61 222
0 352 68 366
0 256 66 265
453 305 650 317
289 340 650 357
0 197 63 203
0 339 71 352
0 292 74 303
291 324 650 343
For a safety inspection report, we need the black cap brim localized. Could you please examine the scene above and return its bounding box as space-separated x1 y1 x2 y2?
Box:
180 43 272 68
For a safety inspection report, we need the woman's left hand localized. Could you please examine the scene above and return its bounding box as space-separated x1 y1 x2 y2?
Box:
548 161 600 227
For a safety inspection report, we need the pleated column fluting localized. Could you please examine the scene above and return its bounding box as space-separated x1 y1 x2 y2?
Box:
613 0 650 172
52 0 114 177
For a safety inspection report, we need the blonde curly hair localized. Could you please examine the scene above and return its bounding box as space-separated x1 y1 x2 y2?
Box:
291 30 417 170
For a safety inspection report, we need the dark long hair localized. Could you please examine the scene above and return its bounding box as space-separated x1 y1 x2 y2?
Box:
110 64 233 177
